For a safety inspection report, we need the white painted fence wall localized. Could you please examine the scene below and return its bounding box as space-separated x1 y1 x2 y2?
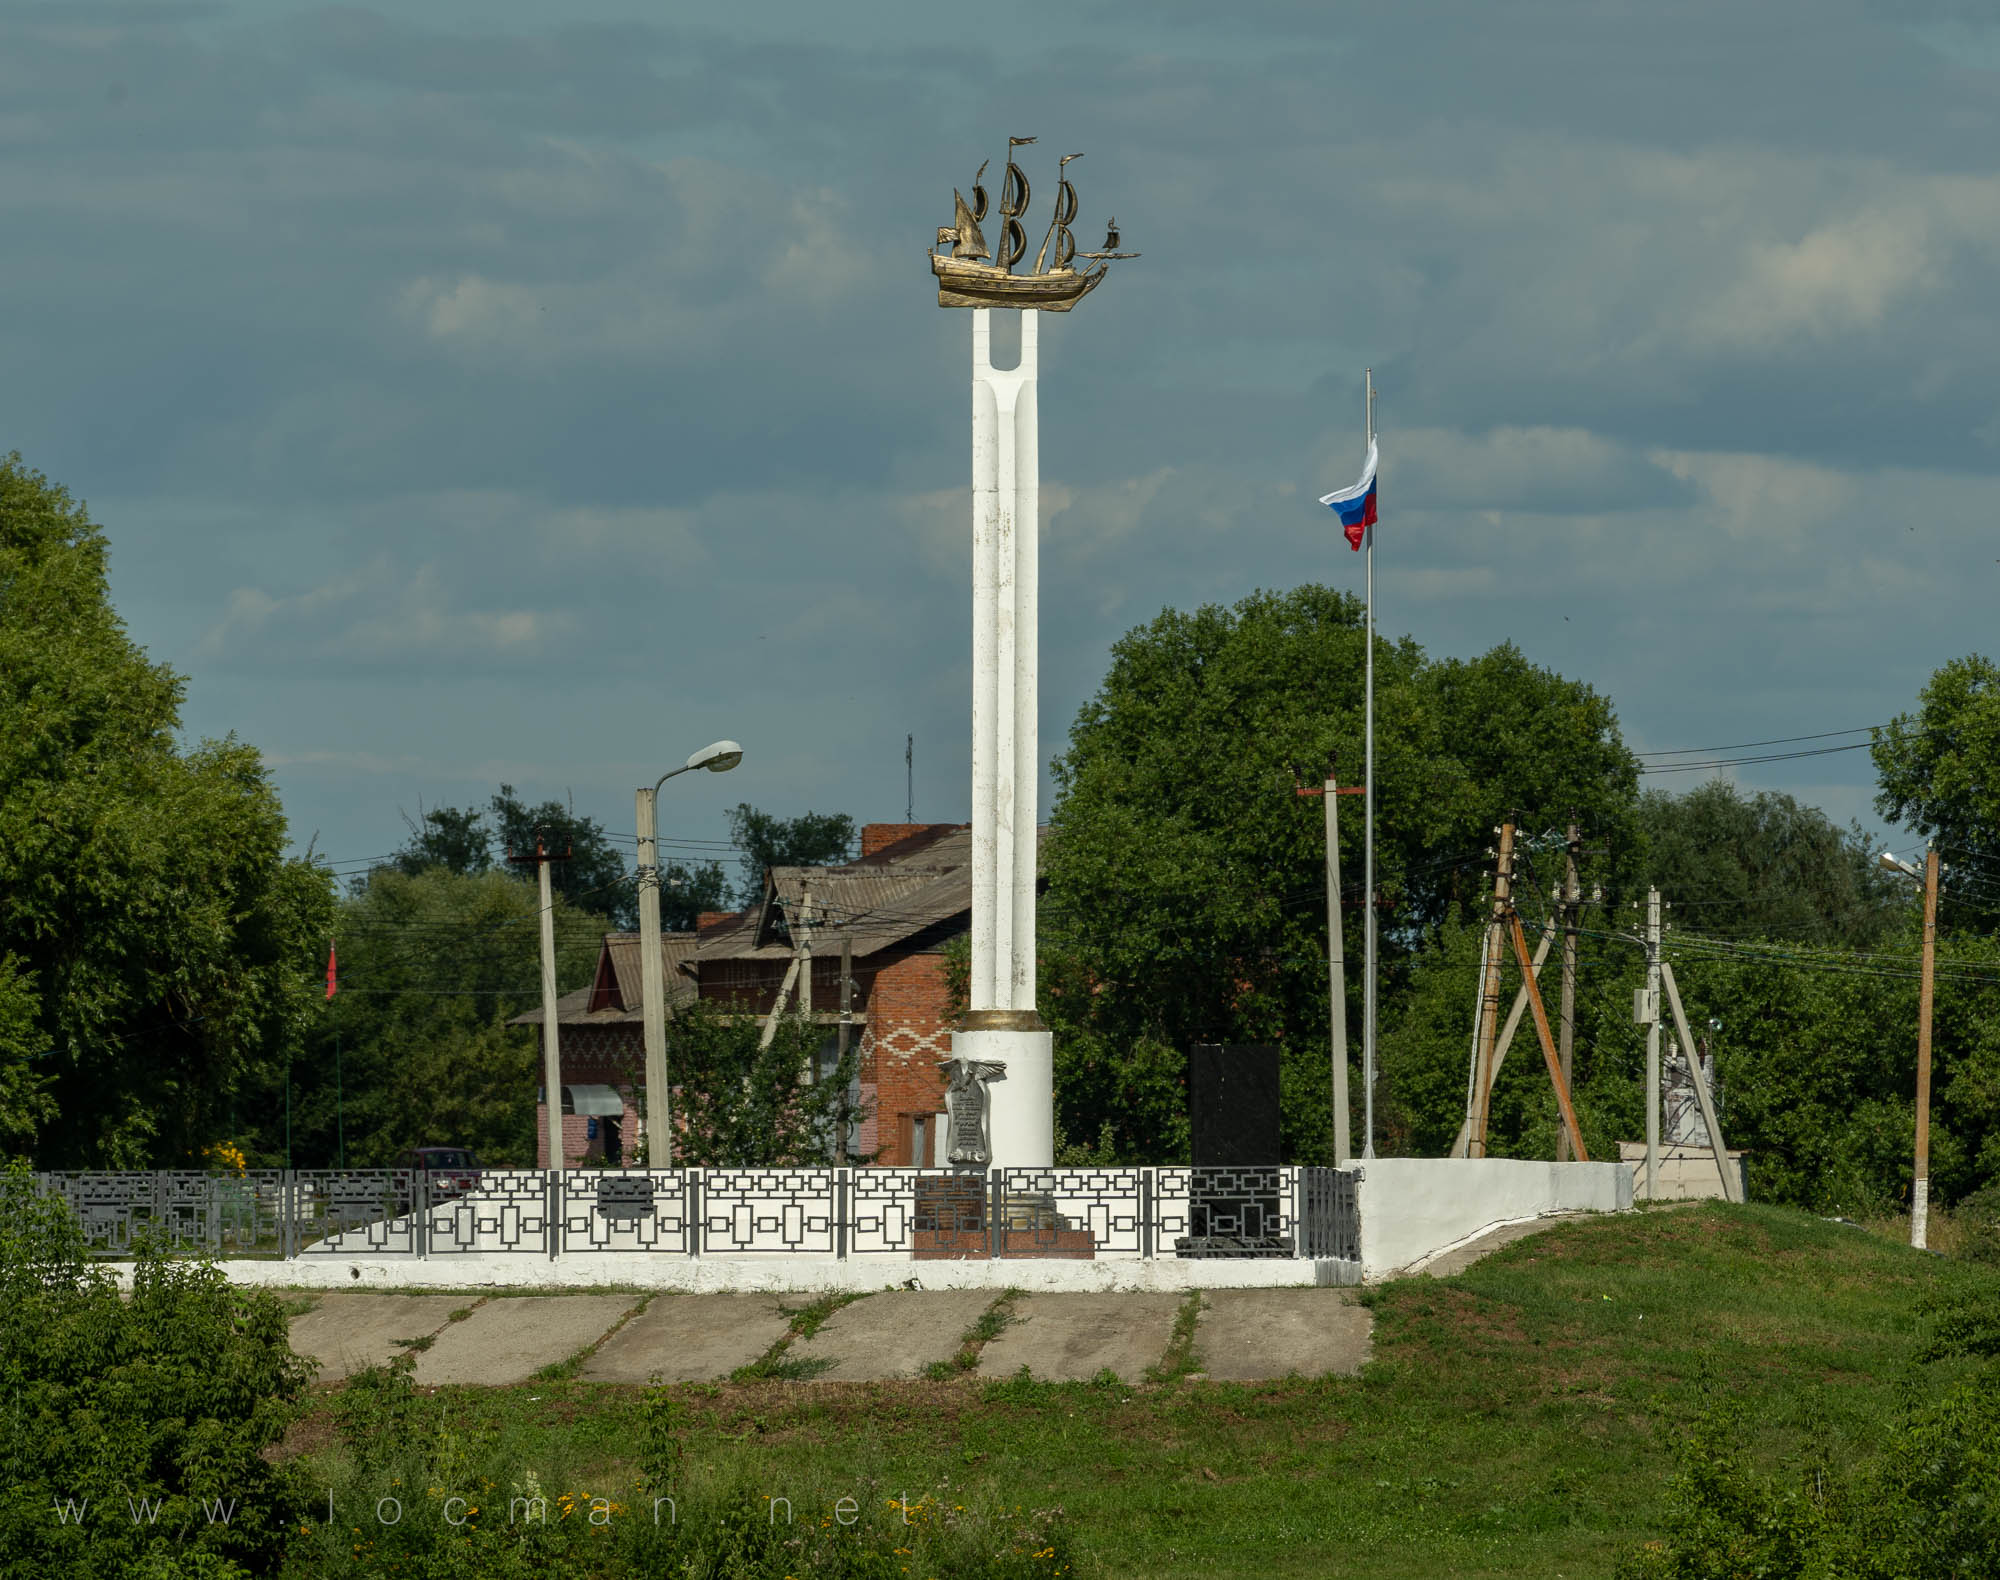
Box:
1353 1158 1633 1278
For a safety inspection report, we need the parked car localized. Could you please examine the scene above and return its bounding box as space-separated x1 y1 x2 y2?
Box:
397 1146 482 1198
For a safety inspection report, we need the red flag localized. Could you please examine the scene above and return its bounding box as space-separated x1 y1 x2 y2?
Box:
325 941 337 1000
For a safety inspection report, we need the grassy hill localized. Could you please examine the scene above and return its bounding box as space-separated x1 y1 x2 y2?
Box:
281 1203 1976 1578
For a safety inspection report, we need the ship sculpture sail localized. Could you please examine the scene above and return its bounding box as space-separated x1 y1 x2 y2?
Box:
931 138 1137 311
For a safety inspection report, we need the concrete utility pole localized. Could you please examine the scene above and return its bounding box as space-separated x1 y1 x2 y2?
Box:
799 879 815 1019
1305 765 1358 1165
1470 822 1516 1157
509 829 568 1173
636 740 742 1169
1644 886 1663 1202
1659 958 1743 1203
1915 844 1940 1250
636 789 670 1166
836 929 854 1162
1557 823 1582 1162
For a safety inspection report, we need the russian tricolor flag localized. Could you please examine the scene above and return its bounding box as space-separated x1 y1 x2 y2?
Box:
1319 438 1378 551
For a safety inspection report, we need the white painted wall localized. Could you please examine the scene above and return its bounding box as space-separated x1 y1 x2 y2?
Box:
1354 1158 1632 1279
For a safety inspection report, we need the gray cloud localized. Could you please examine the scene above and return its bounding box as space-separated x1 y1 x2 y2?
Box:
10 0 1997 864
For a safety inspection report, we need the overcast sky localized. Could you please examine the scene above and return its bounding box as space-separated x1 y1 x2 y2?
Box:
7 0 1997 880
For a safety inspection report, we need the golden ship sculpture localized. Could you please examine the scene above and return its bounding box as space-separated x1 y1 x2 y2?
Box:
931 137 1138 311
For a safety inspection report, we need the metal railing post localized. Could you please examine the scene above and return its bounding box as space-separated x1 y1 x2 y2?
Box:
1140 1168 1155 1260
835 1168 849 1261
416 1172 429 1260
688 1170 702 1259
988 1170 1003 1260
547 1170 560 1262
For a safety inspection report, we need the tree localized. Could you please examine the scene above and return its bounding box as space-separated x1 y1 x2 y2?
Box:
658 859 731 932
1039 585 1640 1162
1874 655 2000 914
0 454 335 1166
489 784 636 929
1640 782 1901 946
725 804 856 903
665 1002 862 1165
383 802 492 878
263 867 607 1168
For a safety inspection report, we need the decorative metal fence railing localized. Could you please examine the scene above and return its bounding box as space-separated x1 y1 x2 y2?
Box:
26 1166 1360 1264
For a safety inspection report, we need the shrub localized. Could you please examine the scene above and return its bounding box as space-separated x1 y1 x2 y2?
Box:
0 1166 312 1578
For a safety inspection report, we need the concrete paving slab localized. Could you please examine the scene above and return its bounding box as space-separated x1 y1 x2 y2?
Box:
1193 1289 1371 1381
976 1292 1182 1383
288 1295 468 1382
412 1294 638 1386
581 1293 795 1383
795 1290 996 1381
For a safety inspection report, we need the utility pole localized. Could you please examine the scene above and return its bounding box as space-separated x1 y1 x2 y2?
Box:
1914 844 1940 1250
837 929 854 1162
1644 886 1662 1202
511 828 569 1173
906 734 914 823
1470 822 1516 1157
636 787 672 1167
1556 822 1582 1162
799 879 814 1019
1300 763 1361 1165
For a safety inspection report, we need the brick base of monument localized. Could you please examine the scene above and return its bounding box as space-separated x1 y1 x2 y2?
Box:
912 1227 1098 1260
910 1177 1097 1261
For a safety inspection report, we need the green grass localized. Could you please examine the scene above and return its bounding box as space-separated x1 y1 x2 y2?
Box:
281 1203 1976 1578
925 1289 1022 1379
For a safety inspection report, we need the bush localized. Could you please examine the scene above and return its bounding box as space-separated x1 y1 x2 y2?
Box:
1955 1182 2000 1267
1620 1269 2000 1578
0 1166 312 1578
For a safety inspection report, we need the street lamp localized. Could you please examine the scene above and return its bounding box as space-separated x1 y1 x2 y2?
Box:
1879 845 1941 1250
638 740 743 1167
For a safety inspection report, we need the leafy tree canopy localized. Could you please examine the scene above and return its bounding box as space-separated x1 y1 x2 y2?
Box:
0 454 334 1166
1874 654 2000 914
1639 781 1903 946
1040 584 1639 1163
266 867 607 1168
377 787 648 930
725 803 856 903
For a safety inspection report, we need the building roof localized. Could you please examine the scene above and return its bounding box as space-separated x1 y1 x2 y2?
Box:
693 823 1042 966
510 932 698 1026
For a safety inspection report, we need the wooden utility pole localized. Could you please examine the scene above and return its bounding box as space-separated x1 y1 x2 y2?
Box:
1556 823 1582 1162
1450 920 1551 1158
1470 823 1516 1157
509 828 570 1173
1504 909 1590 1162
1914 845 1940 1249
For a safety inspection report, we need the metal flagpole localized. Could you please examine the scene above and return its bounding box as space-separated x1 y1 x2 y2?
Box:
1362 369 1378 1159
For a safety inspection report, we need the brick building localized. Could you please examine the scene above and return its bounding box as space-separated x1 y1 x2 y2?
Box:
513 931 698 1167
514 821 1036 1167
691 823 980 1166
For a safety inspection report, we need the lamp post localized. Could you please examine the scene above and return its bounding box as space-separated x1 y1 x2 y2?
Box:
1880 847 1941 1249
638 740 743 1167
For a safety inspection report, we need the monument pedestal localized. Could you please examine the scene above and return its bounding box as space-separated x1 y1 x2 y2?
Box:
951 1024 1052 1169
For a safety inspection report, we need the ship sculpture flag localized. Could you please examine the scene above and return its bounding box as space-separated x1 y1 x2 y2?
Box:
931 137 1138 309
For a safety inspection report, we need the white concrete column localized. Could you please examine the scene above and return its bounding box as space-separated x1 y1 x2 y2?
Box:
969 310 1001 1012
1010 311 1039 1012
957 308 1052 1168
